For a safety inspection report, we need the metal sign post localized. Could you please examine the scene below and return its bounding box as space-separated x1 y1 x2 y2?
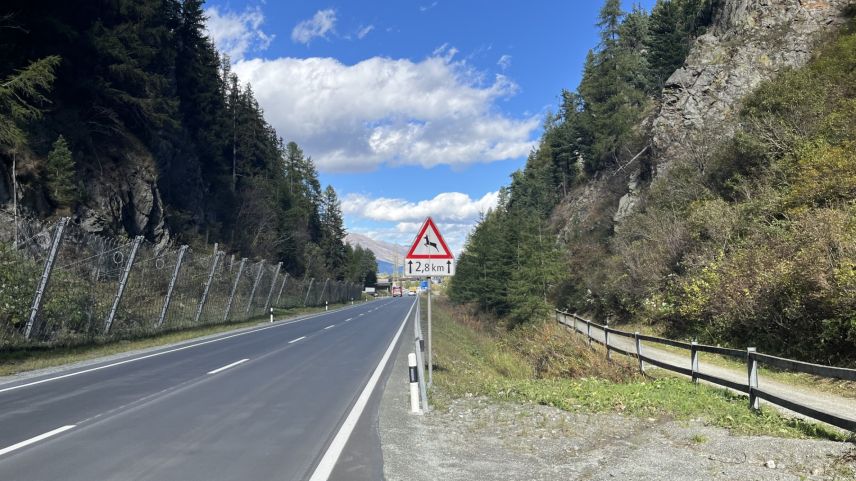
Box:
427 275 432 387
404 217 454 389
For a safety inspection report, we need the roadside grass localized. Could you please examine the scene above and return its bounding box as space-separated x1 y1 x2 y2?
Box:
0 303 352 377
428 296 850 441
610 320 856 400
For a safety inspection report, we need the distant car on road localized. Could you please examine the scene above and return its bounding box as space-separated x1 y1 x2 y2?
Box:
407 287 417 296
392 286 403 297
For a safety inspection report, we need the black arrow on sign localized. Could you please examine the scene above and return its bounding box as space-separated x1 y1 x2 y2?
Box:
447 260 451 273
407 260 412 274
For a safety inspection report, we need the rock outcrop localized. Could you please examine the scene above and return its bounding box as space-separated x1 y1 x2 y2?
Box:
651 0 853 172
79 151 167 246
607 0 853 225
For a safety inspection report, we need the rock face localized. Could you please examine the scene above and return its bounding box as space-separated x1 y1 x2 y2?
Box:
79 151 168 246
651 0 853 171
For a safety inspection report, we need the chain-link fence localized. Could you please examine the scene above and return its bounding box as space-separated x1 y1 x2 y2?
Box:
0 214 364 349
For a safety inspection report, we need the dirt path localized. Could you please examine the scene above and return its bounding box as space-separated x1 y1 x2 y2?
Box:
579 323 856 428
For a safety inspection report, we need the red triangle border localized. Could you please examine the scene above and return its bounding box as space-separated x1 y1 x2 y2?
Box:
405 217 454 259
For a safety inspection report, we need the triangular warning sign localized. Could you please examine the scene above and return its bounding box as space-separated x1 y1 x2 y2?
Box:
406 217 454 260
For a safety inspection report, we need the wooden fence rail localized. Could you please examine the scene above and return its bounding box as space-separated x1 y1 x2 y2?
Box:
556 310 856 432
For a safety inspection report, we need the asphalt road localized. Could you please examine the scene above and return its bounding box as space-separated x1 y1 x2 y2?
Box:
0 297 416 481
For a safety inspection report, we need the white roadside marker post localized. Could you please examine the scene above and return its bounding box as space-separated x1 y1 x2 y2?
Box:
270 307 273 323
325 300 328 311
409 352 421 414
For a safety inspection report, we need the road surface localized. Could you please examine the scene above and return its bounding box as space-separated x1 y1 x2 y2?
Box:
0 297 416 481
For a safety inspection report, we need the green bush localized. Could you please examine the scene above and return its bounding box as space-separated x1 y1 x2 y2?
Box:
0 246 41 338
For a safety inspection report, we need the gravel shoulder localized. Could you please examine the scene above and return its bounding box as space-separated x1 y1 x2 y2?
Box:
379 336 856 481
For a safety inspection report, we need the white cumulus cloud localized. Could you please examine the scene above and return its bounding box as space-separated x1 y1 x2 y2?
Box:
205 6 273 60
291 9 337 45
342 191 499 223
232 52 539 172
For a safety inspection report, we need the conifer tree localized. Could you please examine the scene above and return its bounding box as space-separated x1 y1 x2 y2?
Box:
45 135 75 205
0 56 60 149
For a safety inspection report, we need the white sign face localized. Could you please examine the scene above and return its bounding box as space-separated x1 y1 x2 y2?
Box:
404 217 455 277
405 258 455 276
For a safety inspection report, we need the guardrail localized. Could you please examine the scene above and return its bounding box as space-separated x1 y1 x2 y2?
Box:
555 310 856 432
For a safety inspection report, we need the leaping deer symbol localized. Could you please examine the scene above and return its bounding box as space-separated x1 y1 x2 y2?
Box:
424 235 439 252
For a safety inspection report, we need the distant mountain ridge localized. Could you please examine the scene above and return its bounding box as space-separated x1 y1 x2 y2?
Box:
345 232 408 265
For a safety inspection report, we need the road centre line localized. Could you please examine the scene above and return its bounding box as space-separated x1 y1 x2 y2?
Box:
307 298 416 481
289 336 306 344
207 359 249 375
0 425 76 457
0 303 368 395
324 325 335 330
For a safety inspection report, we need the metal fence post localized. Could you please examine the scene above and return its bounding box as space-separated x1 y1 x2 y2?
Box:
223 258 247 322
275 273 289 308
104 235 143 334
635 332 644 374
24 217 69 340
747 347 759 410
303 278 315 306
263 262 282 313
319 278 330 304
691 341 700 383
156 245 188 328
605 321 611 360
193 251 223 325
587 320 592 346
245 260 265 315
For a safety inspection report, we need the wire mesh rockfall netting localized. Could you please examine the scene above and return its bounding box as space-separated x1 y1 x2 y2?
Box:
0 211 54 345
0 215 363 349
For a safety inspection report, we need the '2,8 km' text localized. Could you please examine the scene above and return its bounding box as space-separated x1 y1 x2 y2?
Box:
406 260 454 275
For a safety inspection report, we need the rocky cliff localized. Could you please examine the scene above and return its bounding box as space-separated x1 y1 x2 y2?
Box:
598 0 852 227
652 0 853 172
3 142 169 246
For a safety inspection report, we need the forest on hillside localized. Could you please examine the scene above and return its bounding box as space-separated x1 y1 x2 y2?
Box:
450 0 856 365
0 0 376 284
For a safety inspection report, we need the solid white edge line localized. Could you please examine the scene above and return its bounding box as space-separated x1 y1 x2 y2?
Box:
289 336 306 344
0 304 366 395
206 358 249 375
307 298 416 481
0 425 76 457
324 325 335 330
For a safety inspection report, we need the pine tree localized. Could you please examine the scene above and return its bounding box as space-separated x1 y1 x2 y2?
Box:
0 56 60 149
647 0 692 90
46 135 75 205
320 185 347 278
597 0 624 48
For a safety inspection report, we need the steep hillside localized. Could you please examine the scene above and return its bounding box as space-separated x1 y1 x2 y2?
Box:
0 1 364 282
451 0 856 364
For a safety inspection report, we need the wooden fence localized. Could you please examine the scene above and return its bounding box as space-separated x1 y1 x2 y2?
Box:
556 310 856 432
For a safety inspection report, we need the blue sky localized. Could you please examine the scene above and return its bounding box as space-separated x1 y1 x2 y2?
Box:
203 0 656 253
